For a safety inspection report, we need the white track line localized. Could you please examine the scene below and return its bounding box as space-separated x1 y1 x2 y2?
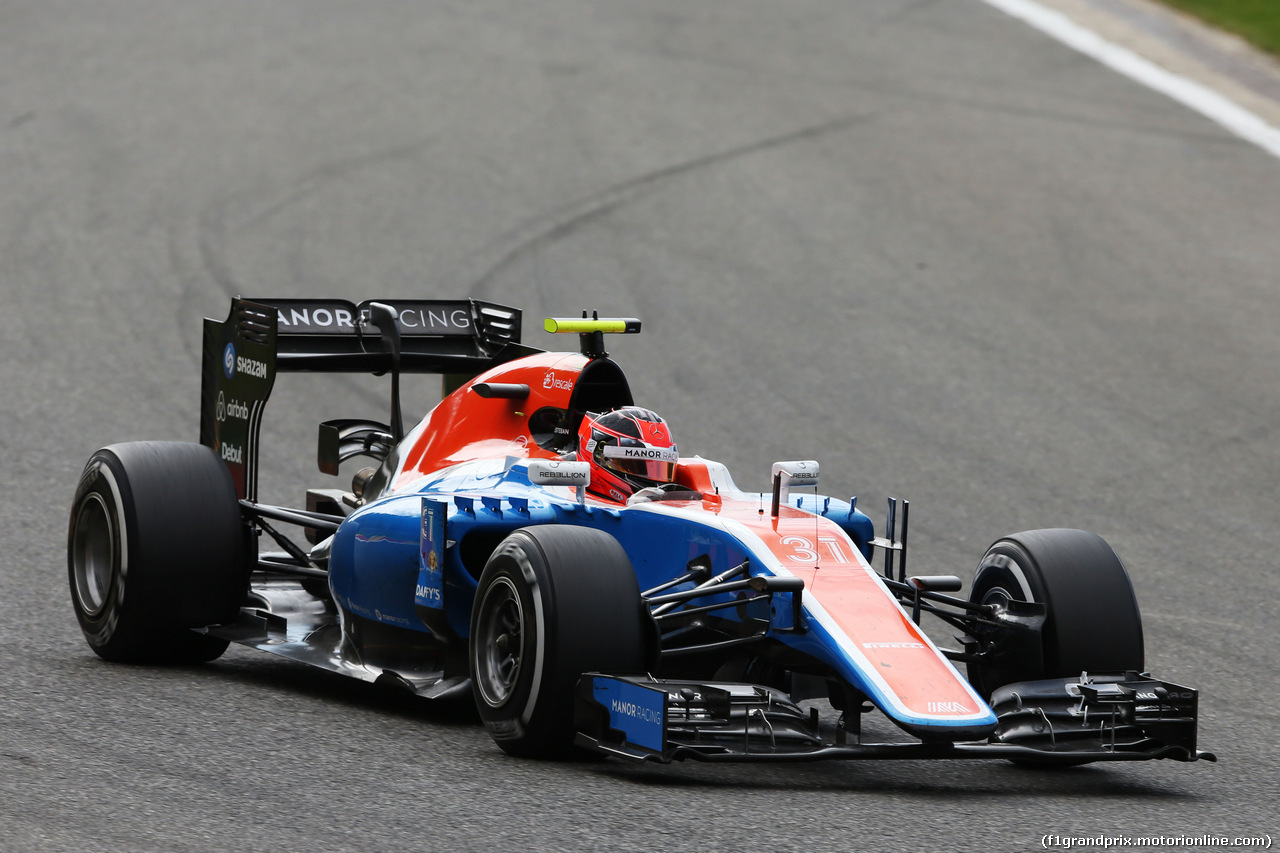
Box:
980 0 1280 159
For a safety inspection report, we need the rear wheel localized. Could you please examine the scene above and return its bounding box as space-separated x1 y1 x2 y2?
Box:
469 526 649 758
68 442 253 663
967 528 1144 698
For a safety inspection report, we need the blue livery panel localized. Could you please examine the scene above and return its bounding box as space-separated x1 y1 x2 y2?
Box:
416 499 447 610
591 676 666 753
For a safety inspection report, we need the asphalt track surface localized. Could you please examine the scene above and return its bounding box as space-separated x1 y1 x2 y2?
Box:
2 2 1277 851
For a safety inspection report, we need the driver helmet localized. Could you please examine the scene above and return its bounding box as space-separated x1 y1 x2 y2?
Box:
578 406 679 501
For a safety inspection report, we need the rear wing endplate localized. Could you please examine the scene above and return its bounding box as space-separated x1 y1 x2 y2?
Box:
200 297 524 499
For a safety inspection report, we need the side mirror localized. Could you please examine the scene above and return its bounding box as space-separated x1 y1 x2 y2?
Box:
527 459 591 503
770 460 819 516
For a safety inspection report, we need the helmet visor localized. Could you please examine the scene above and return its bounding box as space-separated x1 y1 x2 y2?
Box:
600 443 678 486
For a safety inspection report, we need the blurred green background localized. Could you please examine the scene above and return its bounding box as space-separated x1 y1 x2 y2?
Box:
1158 0 1280 57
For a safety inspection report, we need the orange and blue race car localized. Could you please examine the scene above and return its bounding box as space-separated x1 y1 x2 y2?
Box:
68 298 1214 765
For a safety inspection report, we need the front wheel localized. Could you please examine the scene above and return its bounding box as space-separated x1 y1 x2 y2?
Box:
469 526 650 758
68 442 253 663
966 528 1144 699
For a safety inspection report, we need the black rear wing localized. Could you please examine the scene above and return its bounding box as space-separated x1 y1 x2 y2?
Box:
200 297 525 499
260 297 522 372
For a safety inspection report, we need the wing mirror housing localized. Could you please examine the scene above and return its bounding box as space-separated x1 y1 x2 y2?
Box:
770 460 819 517
527 459 591 503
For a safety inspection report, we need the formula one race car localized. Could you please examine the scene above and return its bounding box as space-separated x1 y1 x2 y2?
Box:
68 298 1214 765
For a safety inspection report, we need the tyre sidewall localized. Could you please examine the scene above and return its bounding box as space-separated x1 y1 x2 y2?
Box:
972 542 1046 615
69 453 137 653
470 535 550 745
968 541 1046 696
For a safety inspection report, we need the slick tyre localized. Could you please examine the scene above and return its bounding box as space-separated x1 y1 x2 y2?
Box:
967 528 1144 698
68 442 253 663
469 526 649 759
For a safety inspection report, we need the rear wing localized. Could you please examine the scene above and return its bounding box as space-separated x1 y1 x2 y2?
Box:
200 297 525 499
258 297 522 372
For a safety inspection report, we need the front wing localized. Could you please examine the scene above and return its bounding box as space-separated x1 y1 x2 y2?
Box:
574 672 1215 764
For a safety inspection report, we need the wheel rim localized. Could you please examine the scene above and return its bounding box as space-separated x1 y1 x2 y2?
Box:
474 576 525 708
979 585 1018 609
72 494 116 616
